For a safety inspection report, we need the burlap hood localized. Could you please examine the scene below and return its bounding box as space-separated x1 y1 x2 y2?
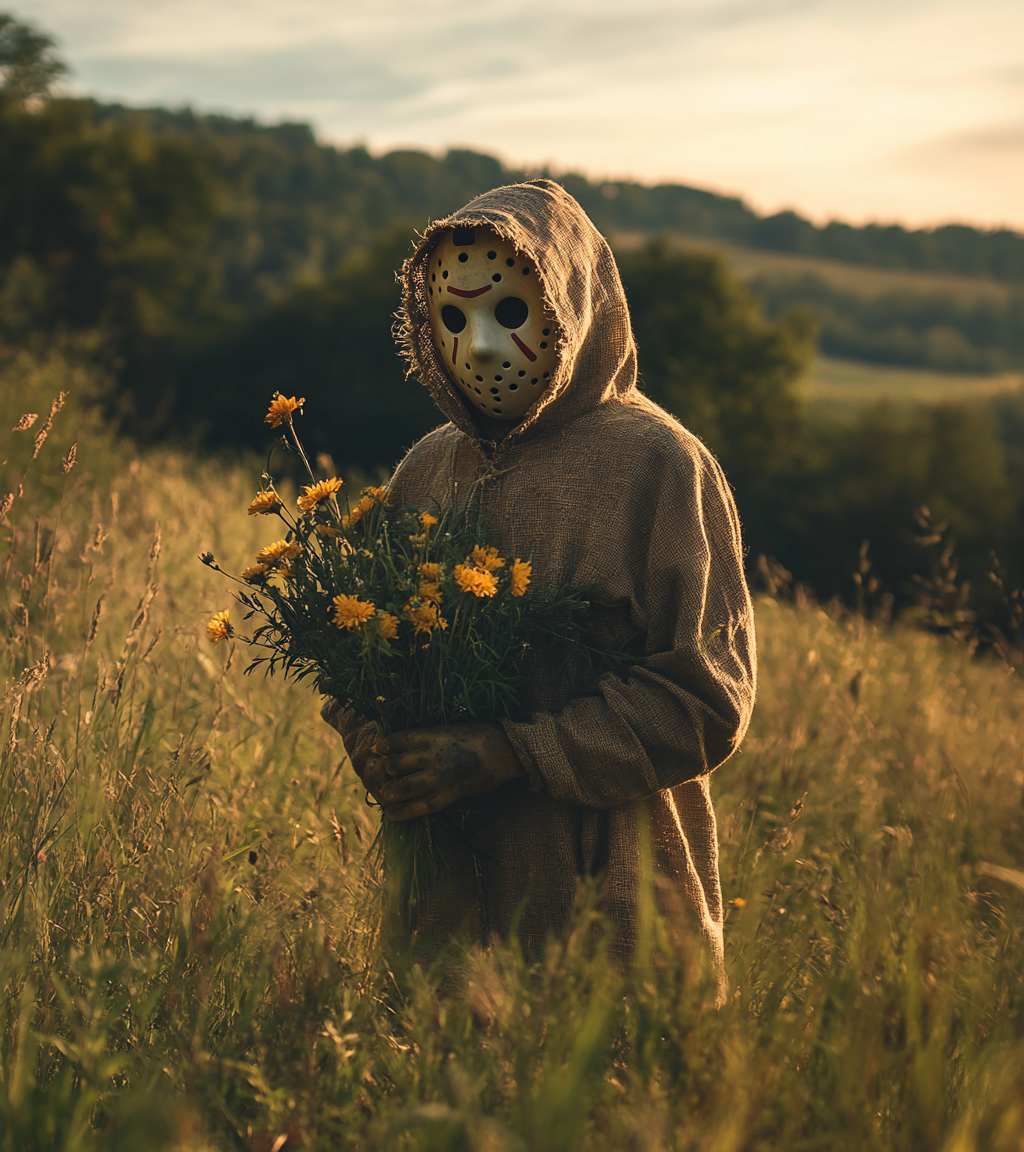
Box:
398 178 637 444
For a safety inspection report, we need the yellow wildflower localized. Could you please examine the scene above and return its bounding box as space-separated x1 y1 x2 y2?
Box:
471 545 505 571
316 524 340 539
341 494 375 529
247 489 281 516
454 564 499 598
206 610 233 644
297 476 344 513
419 511 438 529
256 539 302 566
418 562 440 581
332 594 375 630
241 563 269 582
264 394 305 427
510 559 532 597
418 581 442 606
364 486 389 504
376 611 400 640
408 603 448 636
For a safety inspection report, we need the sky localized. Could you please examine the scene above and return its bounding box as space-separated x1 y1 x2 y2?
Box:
16 0 1024 231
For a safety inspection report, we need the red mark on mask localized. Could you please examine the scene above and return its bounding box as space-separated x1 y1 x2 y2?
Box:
511 333 537 361
452 336 458 365
447 285 492 298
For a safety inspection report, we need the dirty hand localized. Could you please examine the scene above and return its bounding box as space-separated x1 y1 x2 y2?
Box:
370 722 526 821
320 698 390 806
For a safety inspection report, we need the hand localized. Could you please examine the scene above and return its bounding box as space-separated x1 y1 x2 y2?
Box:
372 722 526 822
320 698 389 805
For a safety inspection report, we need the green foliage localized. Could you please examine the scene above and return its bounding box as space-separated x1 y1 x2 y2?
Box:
619 240 814 473
230 491 597 735
0 13 65 101
0 95 222 350
168 226 437 469
4 348 1024 1149
91 104 513 313
752 272 1024 372
617 239 816 550
781 400 1024 608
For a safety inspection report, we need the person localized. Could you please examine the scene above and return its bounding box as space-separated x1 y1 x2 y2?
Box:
322 179 756 985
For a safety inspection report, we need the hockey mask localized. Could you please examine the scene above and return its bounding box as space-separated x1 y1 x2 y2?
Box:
426 227 559 422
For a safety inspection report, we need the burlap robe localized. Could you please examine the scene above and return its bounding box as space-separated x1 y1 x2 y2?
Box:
332 180 756 983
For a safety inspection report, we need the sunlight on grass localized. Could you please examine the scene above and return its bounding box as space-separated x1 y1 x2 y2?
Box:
3 348 1024 1150
802 356 1024 416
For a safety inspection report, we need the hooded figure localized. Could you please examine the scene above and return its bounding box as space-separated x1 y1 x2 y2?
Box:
325 180 756 985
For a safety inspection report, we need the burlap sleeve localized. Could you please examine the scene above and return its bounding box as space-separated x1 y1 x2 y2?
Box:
498 443 756 808
320 697 379 761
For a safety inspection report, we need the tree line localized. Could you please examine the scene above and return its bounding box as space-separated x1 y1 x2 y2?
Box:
750 274 1024 374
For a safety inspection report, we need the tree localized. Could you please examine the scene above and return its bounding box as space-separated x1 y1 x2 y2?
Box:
168 226 439 471
0 95 223 350
0 12 66 101
617 240 816 546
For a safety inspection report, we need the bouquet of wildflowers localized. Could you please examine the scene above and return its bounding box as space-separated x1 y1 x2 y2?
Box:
203 394 633 909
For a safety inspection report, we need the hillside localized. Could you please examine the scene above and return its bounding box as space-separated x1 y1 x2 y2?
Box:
802 358 1024 418
612 232 1024 375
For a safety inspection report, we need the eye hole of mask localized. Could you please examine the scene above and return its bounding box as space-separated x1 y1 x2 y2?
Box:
441 305 467 333
494 296 529 329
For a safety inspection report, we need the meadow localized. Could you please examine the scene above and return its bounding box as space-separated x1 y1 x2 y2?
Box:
3 347 1024 1151
801 356 1024 418
610 232 1018 306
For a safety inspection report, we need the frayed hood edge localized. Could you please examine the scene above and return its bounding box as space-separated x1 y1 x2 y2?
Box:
396 179 639 448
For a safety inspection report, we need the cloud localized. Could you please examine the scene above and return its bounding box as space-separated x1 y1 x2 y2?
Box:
75 42 426 108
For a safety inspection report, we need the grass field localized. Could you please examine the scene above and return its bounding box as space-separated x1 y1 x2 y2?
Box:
3 347 1024 1150
610 231 1018 306
802 356 1024 417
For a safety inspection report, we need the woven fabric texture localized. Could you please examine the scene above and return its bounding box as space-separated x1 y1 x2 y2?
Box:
336 179 757 981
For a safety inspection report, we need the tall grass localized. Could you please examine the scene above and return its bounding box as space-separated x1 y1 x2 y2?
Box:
2 347 1024 1151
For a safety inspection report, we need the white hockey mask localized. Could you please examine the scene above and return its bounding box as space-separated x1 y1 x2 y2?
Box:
426 227 559 422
